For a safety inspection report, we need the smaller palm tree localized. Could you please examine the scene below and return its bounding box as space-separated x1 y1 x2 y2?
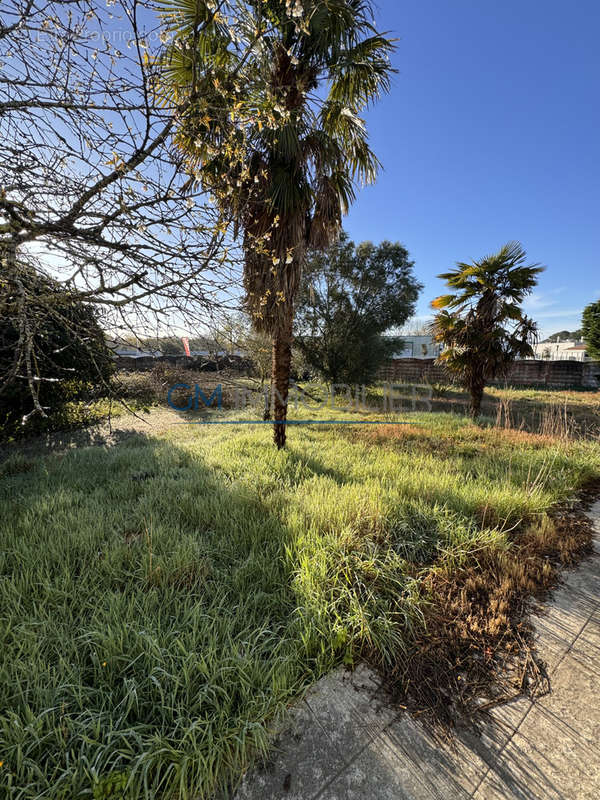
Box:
430 242 543 417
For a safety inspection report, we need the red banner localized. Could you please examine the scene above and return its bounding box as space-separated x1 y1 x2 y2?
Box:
181 337 191 357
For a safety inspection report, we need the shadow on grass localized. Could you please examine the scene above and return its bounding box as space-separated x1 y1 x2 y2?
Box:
0 432 311 800
0 406 203 465
0 417 154 463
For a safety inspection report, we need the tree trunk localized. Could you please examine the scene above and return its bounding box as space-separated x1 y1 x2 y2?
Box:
469 377 485 418
271 311 294 449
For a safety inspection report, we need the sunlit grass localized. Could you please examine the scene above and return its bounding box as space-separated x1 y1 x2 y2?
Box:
0 406 598 798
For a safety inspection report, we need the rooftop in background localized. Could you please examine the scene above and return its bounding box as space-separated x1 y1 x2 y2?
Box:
392 334 441 360
108 344 163 359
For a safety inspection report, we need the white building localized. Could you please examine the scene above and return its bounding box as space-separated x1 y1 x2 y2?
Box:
392 335 442 360
532 340 589 362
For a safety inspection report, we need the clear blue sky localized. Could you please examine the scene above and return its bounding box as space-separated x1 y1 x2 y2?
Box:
344 0 600 338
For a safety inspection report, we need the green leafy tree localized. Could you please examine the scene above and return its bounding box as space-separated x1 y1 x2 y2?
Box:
431 242 543 417
582 300 600 360
545 329 582 343
295 234 421 384
160 0 395 447
0 267 114 431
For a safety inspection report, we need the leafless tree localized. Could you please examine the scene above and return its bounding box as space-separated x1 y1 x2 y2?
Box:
0 0 240 418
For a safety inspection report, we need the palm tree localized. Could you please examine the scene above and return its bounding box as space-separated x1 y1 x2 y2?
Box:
430 242 543 417
160 0 395 447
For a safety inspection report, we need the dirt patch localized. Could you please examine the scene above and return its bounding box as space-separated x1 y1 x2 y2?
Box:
384 479 599 733
355 422 561 461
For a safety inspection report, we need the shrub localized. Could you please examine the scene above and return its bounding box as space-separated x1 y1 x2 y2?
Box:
0 268 114 437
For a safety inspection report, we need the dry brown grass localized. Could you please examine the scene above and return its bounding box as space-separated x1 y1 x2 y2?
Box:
387 479 599 732
495 395 583 439
357 421 562 458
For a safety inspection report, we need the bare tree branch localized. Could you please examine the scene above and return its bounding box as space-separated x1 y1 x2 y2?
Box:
0 0 243 419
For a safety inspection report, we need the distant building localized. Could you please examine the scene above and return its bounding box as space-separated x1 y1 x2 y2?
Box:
112 345 162 359
531 339 589 362
392 335 442 360
190 349 246 358
391 335 591 363
562 344 589 362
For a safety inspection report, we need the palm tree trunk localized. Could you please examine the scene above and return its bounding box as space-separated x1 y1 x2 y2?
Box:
469 377 485 418
271 310 294 449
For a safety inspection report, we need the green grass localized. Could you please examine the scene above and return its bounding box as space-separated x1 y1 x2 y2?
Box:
425 384 600 437
0 404 598 798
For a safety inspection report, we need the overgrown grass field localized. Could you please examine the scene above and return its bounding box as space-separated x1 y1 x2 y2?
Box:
0 399 599 798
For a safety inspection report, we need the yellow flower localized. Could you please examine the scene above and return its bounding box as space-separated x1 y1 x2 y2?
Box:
102 661 107 667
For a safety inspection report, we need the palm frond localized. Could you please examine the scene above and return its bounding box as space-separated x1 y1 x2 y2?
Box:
328 35 396 109
160 0 394 335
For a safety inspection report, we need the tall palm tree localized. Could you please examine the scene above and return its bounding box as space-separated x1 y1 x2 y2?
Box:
160 0 395 447
430 242 543 417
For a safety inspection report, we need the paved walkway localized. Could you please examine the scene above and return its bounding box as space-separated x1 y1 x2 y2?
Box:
234 501 600 800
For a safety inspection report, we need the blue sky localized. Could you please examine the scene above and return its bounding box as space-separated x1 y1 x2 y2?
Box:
344 0 600 338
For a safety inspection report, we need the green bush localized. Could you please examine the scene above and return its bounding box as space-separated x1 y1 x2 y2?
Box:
0 268 114 439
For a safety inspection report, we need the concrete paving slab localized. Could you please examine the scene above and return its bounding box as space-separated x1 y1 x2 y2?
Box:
233 700 345 800
532 583 596 644
485 696 534 736
579 608 600 651
303 665 398 764
473 707 600 800
527 653 600 753
566 625 600 682
376 715 491 798
531 589 597 675
560 560 600 602
315 732 441 800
